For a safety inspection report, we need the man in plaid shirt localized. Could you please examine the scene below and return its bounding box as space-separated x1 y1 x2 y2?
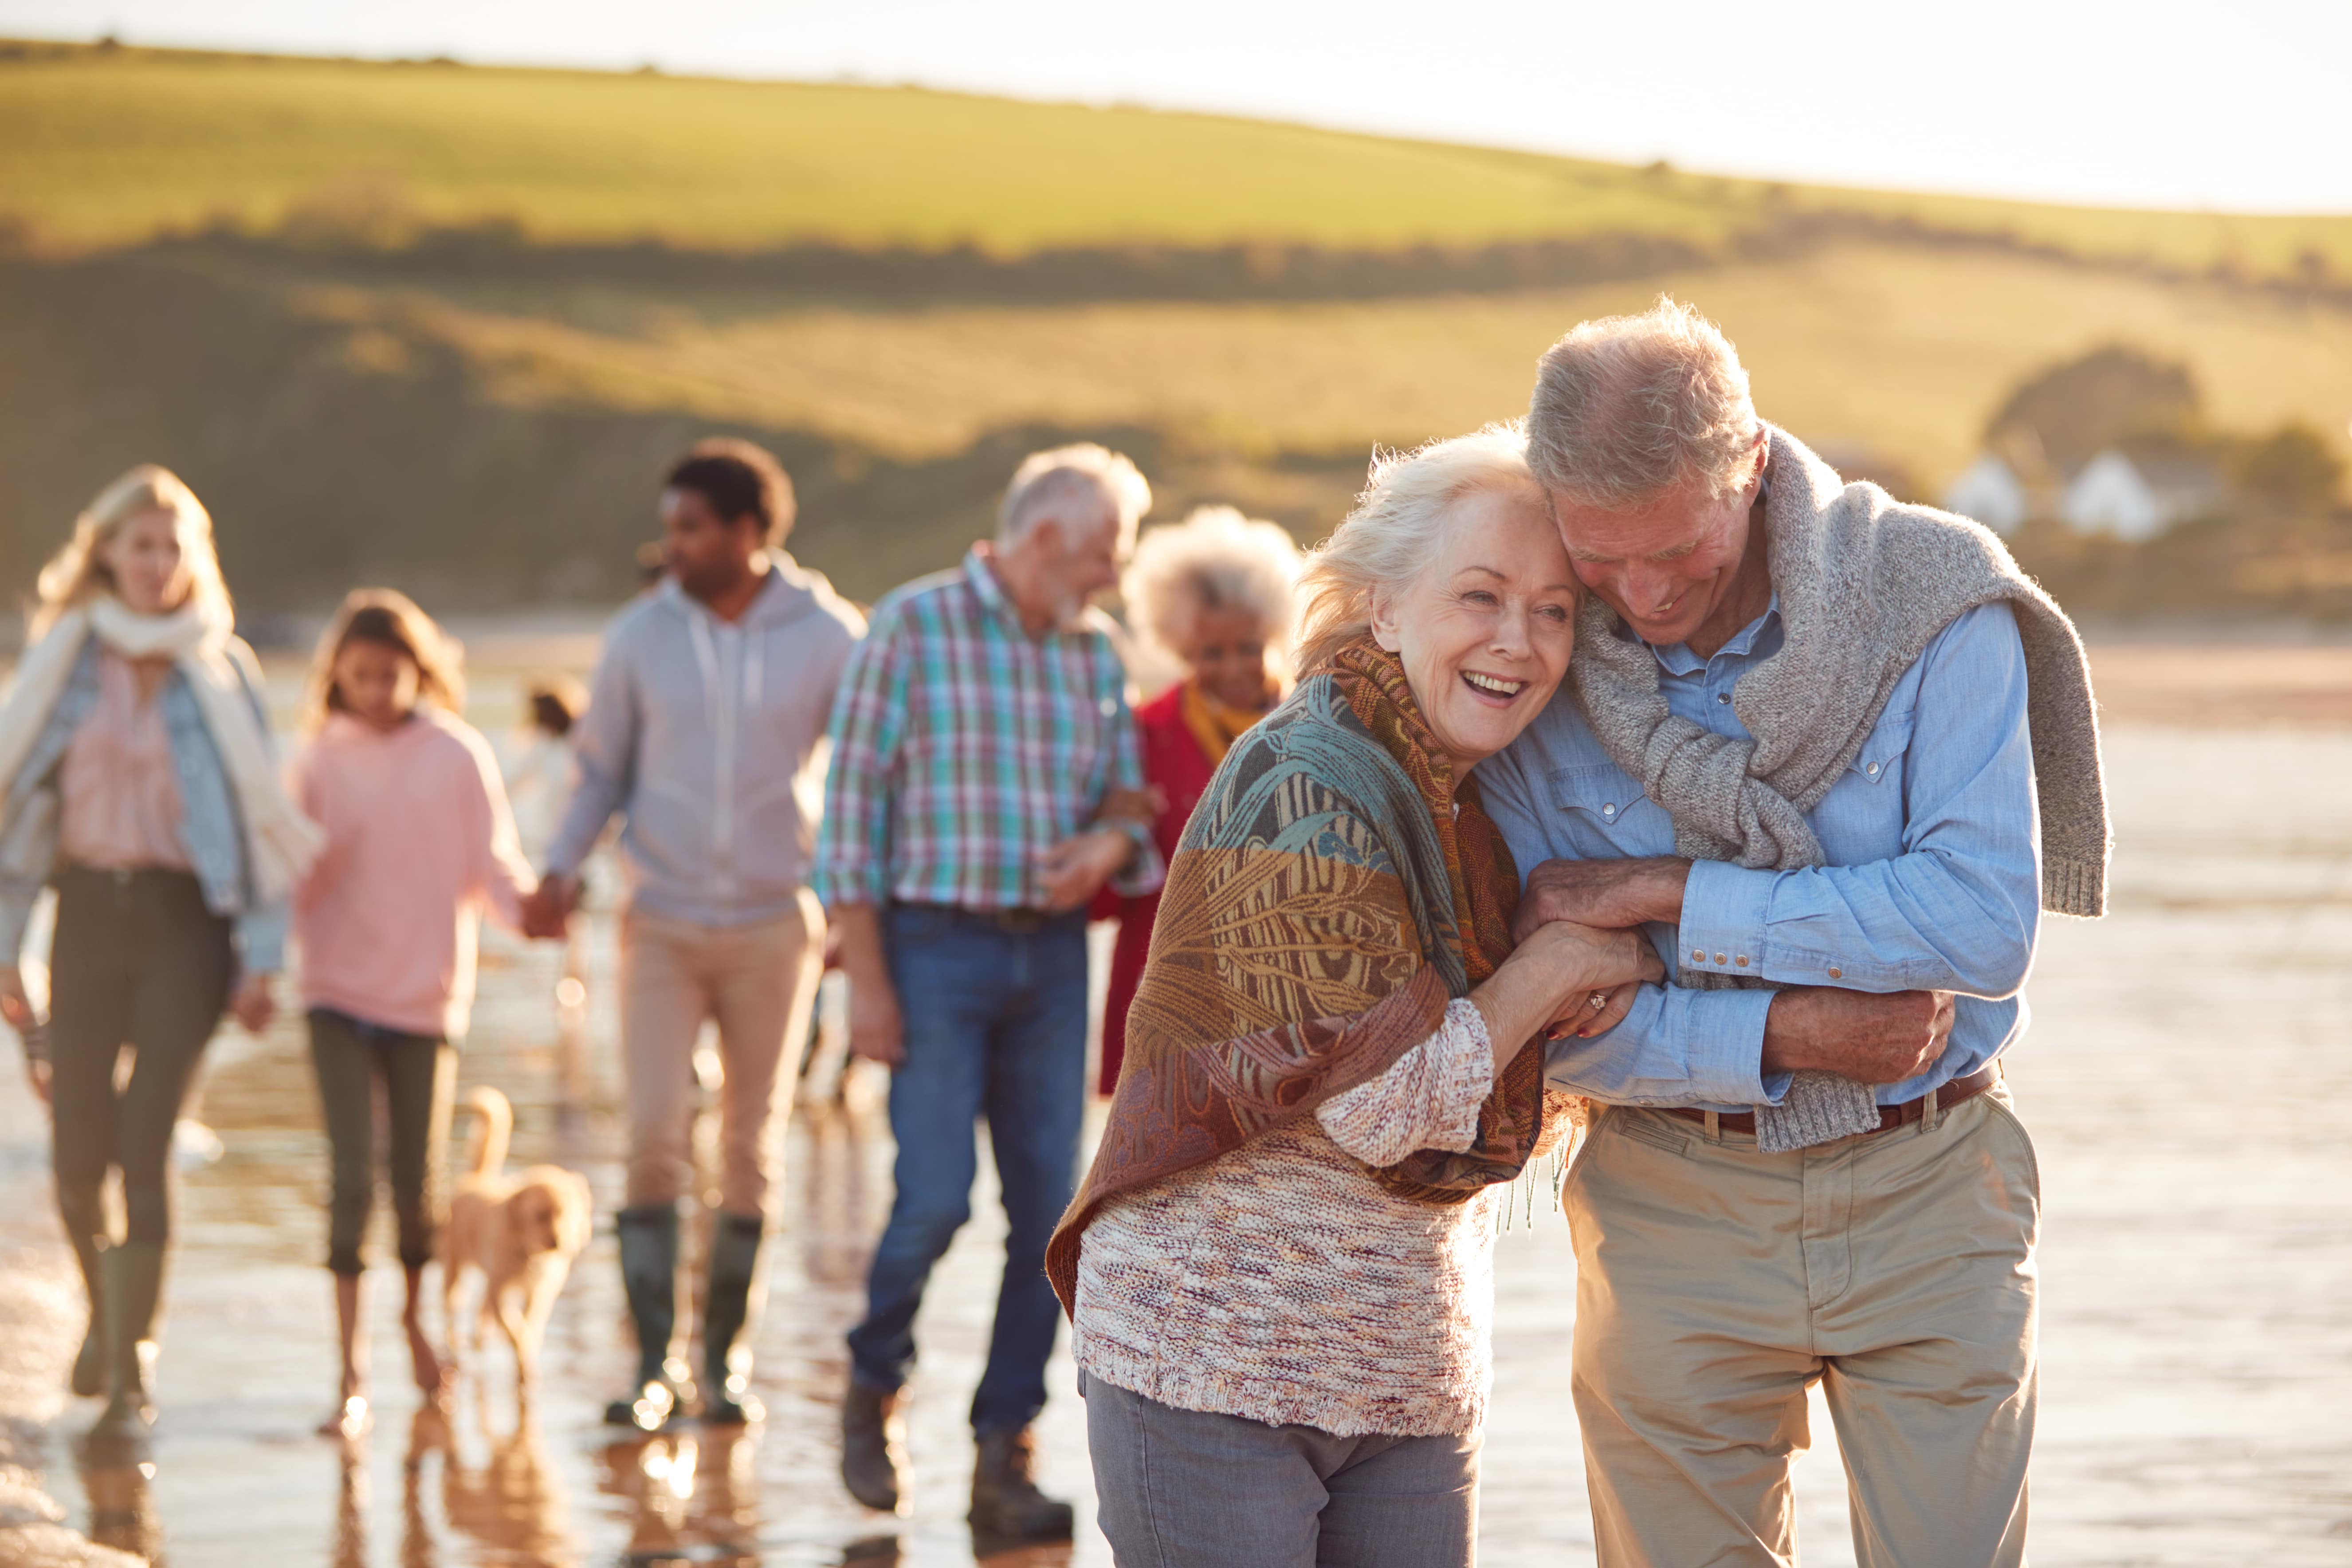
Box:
814 444 1163 1541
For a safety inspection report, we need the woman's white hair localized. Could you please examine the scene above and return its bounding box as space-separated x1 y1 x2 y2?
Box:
1123 505 1304 665
1293 424 1547 674
998 443 1152 550
33 463 233 637
1527 295 1759 509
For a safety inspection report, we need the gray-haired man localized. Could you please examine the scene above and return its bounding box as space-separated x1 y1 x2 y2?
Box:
1476 299 2109 1568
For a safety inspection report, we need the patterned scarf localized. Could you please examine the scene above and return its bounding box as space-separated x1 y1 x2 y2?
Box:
1047 639 1555 1313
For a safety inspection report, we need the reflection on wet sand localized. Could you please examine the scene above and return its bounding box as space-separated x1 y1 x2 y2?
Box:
75 1431 165 1566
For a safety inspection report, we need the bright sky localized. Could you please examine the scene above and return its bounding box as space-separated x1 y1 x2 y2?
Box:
4 0 2346 212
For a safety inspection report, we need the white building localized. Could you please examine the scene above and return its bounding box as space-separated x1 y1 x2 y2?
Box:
1942 454 2032 536
2060 449 2226 543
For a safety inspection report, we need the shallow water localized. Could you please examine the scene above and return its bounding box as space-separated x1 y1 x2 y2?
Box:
2 719 2349 1566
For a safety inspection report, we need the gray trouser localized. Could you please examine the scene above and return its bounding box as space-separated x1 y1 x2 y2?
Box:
1083 1373 1480 1568
308 1009 455 1275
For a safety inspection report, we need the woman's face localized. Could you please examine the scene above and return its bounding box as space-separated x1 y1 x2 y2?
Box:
100 508 194 616
1181 605 1276 711
333 639 421 730
1368 486 1578 771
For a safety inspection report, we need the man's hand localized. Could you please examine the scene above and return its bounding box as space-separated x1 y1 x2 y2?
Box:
521 873 578 940
1761 988 1955 1085
848 977 906 1068
1035 829 1135 913
1513 857 1692 942
229 972 279 1034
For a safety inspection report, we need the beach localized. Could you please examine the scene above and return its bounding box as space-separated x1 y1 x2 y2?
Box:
0 646 2347 1566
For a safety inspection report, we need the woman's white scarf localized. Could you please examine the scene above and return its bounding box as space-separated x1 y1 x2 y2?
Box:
0 597 322 903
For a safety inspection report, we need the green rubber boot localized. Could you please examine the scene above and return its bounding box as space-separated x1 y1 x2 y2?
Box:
699 1212 764 1426
603 1204 681 1430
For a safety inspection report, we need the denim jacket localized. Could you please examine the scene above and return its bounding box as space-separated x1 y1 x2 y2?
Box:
0 636 288 972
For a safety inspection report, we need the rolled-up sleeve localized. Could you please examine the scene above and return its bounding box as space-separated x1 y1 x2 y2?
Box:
1544 979 1786 1107
1672 603 2041 998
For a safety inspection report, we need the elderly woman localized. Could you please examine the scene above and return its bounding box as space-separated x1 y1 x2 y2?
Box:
0 465 319 1432
1093 504 1303 1095
1048 427 1663 1566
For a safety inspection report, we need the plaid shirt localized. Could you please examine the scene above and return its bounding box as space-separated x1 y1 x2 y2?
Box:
812 546 1164 912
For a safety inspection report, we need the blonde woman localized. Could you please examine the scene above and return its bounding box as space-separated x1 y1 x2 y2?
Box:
0 465 320 1432
1051 429 1662 1566
1092 505 1302 1094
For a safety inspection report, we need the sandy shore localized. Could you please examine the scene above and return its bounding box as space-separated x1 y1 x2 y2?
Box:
0 690 2348 1564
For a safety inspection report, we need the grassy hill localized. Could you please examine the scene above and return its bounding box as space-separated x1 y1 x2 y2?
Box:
2 41 2349 621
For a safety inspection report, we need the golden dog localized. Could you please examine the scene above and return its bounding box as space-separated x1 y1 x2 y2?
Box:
440 1086 593 1396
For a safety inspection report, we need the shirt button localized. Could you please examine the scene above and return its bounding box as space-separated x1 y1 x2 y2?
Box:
1828 967 1844 979
1692 949 1706 963
1716 692 1732 705
1602 803 1616 817
1713 953 1728 965
1866 761 1881 776
1735 955 1749 967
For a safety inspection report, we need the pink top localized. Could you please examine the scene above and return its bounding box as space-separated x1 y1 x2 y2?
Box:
291 710 534 1040
58 653 193 872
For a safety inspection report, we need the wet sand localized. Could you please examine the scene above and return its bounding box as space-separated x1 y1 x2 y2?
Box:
1 702 2349 1564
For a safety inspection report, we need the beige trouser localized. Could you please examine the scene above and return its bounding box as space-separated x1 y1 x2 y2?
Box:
617 893 825 1215
1564 1087 2039 1568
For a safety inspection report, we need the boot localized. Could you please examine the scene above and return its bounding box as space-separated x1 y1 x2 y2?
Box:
699 1211 764 1425
968 1427 1072 1544
603 1204 681 1430
94 1242 165 1433
64 1224 107 1398
840 1380 910 1514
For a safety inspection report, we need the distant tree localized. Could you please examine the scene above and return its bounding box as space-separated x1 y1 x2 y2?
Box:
1983 344 2203 473
2234 423 2346 513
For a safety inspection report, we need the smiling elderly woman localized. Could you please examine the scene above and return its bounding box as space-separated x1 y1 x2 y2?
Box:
1046 426 1663 1568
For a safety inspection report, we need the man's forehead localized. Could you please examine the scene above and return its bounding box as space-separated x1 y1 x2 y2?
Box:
1550 495 1718 560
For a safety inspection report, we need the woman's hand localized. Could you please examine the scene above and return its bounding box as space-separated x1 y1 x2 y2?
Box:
0 966 28 1032
230 972 278 1034
1472 921 1664 1068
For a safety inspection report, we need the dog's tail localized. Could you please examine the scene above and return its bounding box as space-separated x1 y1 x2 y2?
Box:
463 1085 513 1180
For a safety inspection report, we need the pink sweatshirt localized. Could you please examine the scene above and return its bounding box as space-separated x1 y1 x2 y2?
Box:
291 710 535 1040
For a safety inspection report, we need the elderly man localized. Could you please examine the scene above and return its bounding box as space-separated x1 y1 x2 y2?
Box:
1477 299 2109 1568
814 443 1163 1542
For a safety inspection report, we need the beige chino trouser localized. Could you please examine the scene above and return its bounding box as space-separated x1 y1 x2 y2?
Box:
617 893 825 1216
1564 1087 2039 1568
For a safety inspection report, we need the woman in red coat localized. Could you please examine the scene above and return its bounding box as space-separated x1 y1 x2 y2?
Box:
1096 506 1302 1094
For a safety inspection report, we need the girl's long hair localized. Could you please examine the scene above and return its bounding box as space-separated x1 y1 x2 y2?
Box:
33 464 234 637
304 588 465 731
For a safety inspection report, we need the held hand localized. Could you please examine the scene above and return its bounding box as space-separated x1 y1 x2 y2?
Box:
1035 829 1133 913
1761 988 1955 1085
847 975 906 1069
1477 921 1665 1058
521 874 578 940
1512 857 1692 942
1548 979 1645 1042
230 972 279 1034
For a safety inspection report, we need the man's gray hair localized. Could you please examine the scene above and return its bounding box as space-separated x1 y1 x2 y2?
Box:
1527 295 1759 510
1293 424 1548 674
997 444 1153 549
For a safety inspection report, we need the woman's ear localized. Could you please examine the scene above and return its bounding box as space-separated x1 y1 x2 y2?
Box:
1367 586 1403 653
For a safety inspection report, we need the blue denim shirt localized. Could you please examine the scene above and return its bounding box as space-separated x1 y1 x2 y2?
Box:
0 636 288 972
1476 598 2040 1112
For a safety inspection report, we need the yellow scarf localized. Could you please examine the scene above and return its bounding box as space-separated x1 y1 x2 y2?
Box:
1177 678 1272 766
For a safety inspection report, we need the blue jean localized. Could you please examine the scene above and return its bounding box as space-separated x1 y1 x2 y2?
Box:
846 904 1090 1434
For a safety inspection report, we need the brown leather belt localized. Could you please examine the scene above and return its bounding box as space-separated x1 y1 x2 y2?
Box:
1665 1062 2002 1139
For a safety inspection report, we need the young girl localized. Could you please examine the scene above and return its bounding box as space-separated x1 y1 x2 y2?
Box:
290 590 538 1436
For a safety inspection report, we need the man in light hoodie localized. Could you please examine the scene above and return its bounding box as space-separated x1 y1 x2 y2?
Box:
530 438 864 1430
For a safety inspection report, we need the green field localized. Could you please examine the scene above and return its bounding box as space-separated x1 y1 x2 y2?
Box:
1 41 2348 619
4 40 2350 281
